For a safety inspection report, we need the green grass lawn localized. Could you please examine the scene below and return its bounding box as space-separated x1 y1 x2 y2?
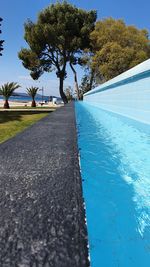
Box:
0 111 51 143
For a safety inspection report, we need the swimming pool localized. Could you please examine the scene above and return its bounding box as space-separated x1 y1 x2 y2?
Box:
75 102 150 267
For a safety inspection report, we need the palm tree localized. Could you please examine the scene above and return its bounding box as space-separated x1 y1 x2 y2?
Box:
0 82 20 108
27 86 39 107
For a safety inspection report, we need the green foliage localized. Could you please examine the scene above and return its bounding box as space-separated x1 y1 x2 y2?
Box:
27 86 39 100
64 86 73 101
79 75 91 99
0 82 20 100
79 49 104 95
18 1 96 103
79 72 98 99
90 18 150 81
0 17 4 56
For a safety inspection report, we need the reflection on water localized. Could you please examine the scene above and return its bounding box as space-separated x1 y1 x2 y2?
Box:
75 102 150 267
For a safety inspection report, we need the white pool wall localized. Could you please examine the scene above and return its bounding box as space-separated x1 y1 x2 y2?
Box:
84 59 150 125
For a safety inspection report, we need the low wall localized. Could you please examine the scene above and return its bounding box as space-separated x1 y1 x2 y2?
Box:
84 59 150 125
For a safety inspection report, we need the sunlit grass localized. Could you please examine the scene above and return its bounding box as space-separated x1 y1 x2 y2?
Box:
0 111 51 143
0 106 56 110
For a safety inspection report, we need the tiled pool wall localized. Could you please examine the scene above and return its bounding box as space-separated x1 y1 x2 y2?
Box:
75 102 150 267
76 59 150 266
84 58 150 125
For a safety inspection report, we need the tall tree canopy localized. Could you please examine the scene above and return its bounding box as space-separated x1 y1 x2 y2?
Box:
90 18 150 81
18 1 96 103
0 18 4 56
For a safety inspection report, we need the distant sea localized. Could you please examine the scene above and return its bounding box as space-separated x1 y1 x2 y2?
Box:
0 95 49 102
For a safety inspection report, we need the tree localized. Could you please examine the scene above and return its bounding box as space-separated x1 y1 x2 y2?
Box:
64 86 73 101
18 2 96 104
69 7 97 100
0 18 4 56
90 18 150 81
0 82 20 109
27 86 39 107
79 71 98 100
79 49 104 97
69 62 80 100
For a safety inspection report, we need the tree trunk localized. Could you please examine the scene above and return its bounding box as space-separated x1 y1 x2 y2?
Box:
89 70 94 91
31 100 36 107
4 99 9 109
70 63 80 100
59 76 68 104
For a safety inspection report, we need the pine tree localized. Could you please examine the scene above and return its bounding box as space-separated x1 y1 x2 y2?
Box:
18 2 96 103
0 18 4 56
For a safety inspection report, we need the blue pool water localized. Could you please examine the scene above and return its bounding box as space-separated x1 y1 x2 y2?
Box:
75 102 150 267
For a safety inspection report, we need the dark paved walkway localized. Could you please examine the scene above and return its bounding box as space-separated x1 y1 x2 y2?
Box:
0 103 89 267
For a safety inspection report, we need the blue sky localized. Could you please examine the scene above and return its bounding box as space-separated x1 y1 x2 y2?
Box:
0 0 150 96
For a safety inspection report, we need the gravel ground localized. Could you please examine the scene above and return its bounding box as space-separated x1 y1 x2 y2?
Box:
0 103 89 267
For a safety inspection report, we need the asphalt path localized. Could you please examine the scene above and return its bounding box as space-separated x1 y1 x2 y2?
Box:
0 102 89 267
